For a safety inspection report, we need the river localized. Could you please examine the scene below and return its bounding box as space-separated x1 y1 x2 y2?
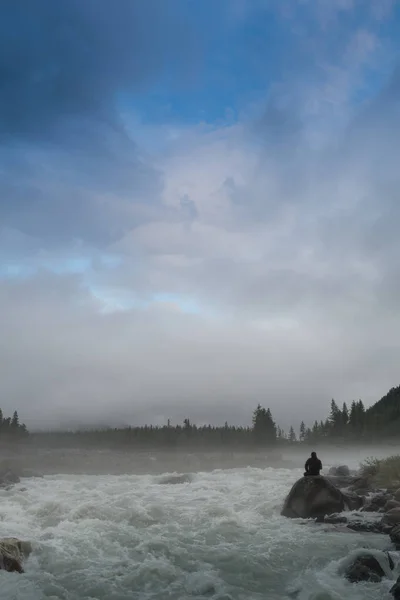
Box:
0 459 398 599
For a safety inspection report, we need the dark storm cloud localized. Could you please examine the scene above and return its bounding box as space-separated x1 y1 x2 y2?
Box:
0 0 196 247
0 0 193 140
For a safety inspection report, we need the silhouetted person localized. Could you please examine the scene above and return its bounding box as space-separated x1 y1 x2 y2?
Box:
304 451 322 476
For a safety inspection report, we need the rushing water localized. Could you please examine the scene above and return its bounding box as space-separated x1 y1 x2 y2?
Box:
0 465 398 600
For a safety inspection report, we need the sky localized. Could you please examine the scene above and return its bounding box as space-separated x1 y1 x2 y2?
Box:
1 0 400 431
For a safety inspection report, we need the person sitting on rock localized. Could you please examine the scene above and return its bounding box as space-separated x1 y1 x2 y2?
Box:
304 452 322 476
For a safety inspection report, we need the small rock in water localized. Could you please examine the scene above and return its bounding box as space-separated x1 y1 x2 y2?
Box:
324 514 348 525
329 465 350 477
386 552 395 570
385 500 400 512
345 554 385 583
0 538 32 573
346 520 383 534
390 524 400 549
382 507 400 526
343 492 363 511
0 468 20 487
390 575 400 600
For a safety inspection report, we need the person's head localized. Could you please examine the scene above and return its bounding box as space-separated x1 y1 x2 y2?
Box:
311 451 317 458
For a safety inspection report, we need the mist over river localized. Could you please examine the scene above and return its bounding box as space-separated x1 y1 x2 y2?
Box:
0 450 399 599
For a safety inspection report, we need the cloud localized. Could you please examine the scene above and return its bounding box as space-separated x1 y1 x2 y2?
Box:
1 272 398 431
0 0 399 430
0 0 197 248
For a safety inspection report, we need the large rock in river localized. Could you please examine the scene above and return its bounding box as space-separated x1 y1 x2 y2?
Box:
0 538 32 573
281 476 345 519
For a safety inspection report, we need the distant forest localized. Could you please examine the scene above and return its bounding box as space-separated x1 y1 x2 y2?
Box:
3 385 400 448
0 409 28 438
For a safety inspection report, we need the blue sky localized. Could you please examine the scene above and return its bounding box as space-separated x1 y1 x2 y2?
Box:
1 0 400 429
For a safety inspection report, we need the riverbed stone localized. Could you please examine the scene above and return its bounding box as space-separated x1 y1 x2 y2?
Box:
385 499 400 512
329 465 350 477
390 524 400 549
281 476 345 519
345 554 385 583
391 575 400 600
382 508 400 526
0 468 20 487
0 538 32 573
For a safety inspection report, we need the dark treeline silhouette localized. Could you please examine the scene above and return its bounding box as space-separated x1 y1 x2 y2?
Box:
0 409 28 440
4 384 400 449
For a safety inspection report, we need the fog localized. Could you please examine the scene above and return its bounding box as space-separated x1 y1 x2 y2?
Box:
2 442 400 478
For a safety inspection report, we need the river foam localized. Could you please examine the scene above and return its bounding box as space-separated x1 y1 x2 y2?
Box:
0 466 398 599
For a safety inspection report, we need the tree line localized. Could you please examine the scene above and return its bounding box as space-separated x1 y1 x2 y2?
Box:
0 409 28 439
4 384 400 448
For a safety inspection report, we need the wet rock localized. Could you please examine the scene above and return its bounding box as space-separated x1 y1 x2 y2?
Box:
345 554 386 583
391 575 400 600
390 524 400 549
387 552 395 570
326 475 357 489
343 492 364 511
157 473 192 485
281 476 345 519
382 508 400 527
362 493 390 512
329 465 350 477
0 469 20 488
0 538 32 573
394 488 400 502
324 513 348 525
349 476 370 492
385 500 400 512
346 520 384 534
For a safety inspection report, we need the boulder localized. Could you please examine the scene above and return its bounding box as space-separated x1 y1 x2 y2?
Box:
362 493 390 512
382 507 400 527
345 554 386 583
385 500 400 512
394 488 400 502
0 469 20 488
349 476 370 492
329 465 350 477
343 492 363 511
391 575 400 600
281 476 345 519
346 520 383 534
0 538 32 573
324 513 348 525
326 475 358 489
390 524 400 549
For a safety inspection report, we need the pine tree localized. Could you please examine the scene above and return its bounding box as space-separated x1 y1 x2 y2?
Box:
299 421 306 442
342 402 349 428
252 405 277 445
11 411 19 429
329 399 342 436
349 400 357 431
289 426 296 443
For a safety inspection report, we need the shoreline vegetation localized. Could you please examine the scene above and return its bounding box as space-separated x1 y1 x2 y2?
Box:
1 383 399 450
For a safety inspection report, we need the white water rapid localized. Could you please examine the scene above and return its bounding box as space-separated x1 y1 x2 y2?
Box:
0 465 398 600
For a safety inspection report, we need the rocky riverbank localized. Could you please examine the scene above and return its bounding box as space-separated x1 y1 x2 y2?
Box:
282 462 400 597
